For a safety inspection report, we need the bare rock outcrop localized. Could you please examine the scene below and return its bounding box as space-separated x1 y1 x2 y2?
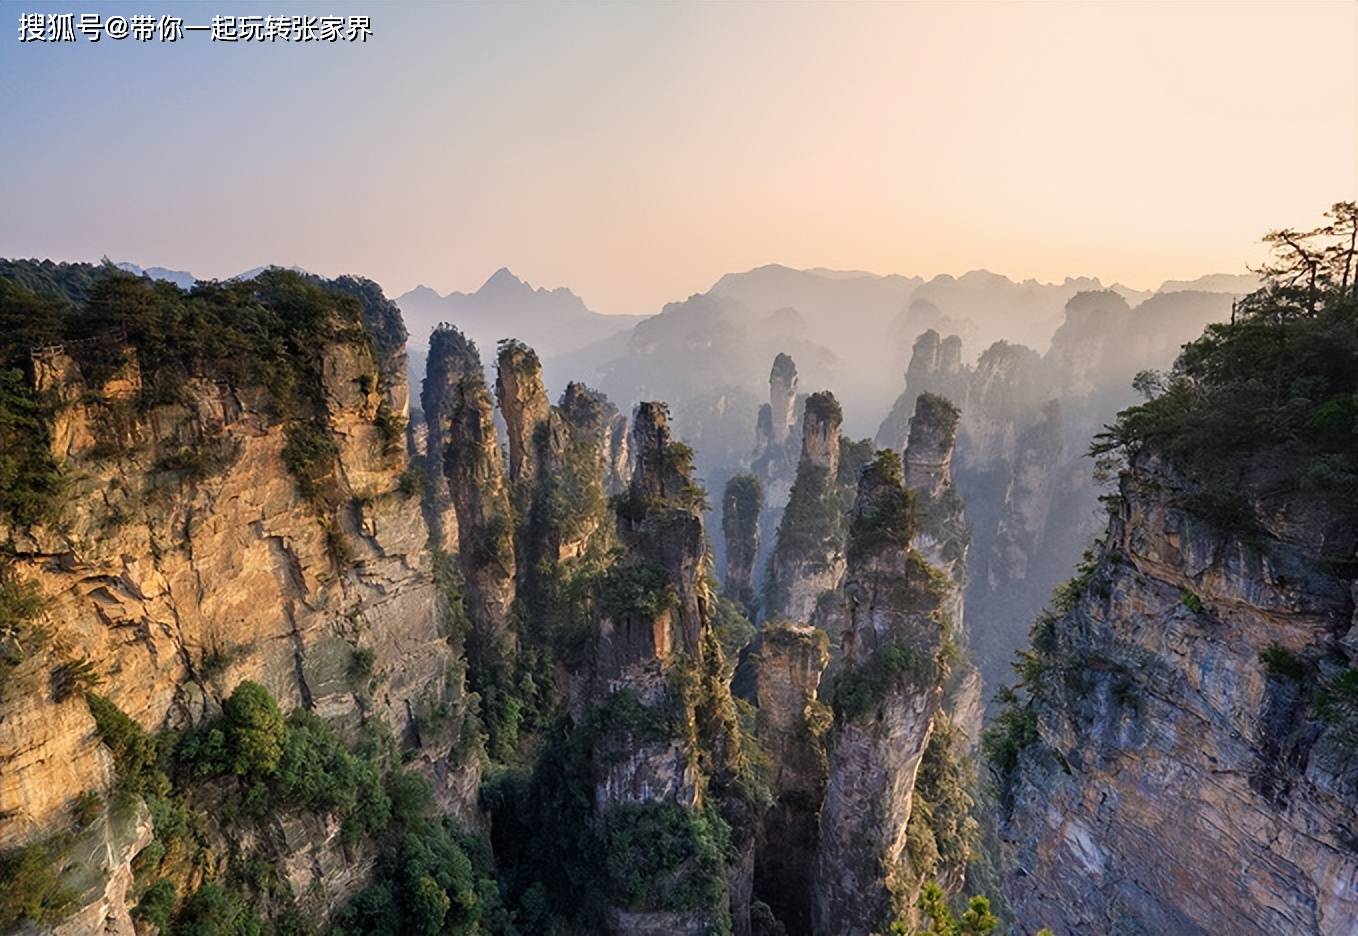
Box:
764 392 846 624
1000 453 1358 934
0 277 477 922
752 353 804 512
768 352 799 448
813 452 954 936
875 329 968 456
432 326 518 655
593 402 755 935
903 393 978 749
903 391 959 500
494 339 552 486
722 474 764 621
740 622 830 934
985 399 1063 593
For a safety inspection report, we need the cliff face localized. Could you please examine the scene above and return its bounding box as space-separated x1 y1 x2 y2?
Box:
0 273 477 929
593 401 757 936
903 393 978 748
495 339 552 487
751 353 804 513
903 392 959 501
813 453 955 935
767 352 799 449
874 329 969 457
619 403 710 659
418 326 462 555
1000 453 1358 934
741 623 829 934
983 400 1064 594
765 392 847 624
433 326 518 657
877 289 1232 698
722 475 763 621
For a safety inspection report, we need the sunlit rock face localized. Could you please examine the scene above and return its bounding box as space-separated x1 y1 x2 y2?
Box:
1 279 478 922
800 391 842 478
1001 451 1358 935
495 339 552 486
903 391 959 500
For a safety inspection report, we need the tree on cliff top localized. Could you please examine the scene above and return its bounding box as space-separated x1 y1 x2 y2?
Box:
1092 203 1358 523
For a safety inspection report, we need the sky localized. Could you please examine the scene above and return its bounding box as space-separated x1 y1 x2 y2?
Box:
2 1 1354 314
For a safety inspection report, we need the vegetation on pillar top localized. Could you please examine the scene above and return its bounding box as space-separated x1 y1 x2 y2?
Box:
558 381 611 432
1092 202 1358 525
424 323 484 391
722 474 763 538
495 337 541 371
803 390 843 428
770 351 798 383
910 391 961 449
846 449 916 565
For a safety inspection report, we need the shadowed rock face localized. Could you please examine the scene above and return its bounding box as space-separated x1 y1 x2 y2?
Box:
753 403 774 463
421 326 482 554
629 402 682 500
435 327 518 655
765 391 846 624
618 402 710 658
813 455 952 936
495 339 551 485
875 287 1234 700
534 381 618 562
938 334 963 375
722 474 763 620
1001 452 1358 935
592 401 757 936
751 355 808 600
741 622 830 934
604 408 633 494
986 399 1063 592
903 392 976 749
559 381 611 447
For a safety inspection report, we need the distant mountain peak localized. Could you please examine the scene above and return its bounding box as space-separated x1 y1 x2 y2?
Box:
481 267 527 292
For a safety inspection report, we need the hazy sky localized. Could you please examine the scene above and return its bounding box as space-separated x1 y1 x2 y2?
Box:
2 1 1354 313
